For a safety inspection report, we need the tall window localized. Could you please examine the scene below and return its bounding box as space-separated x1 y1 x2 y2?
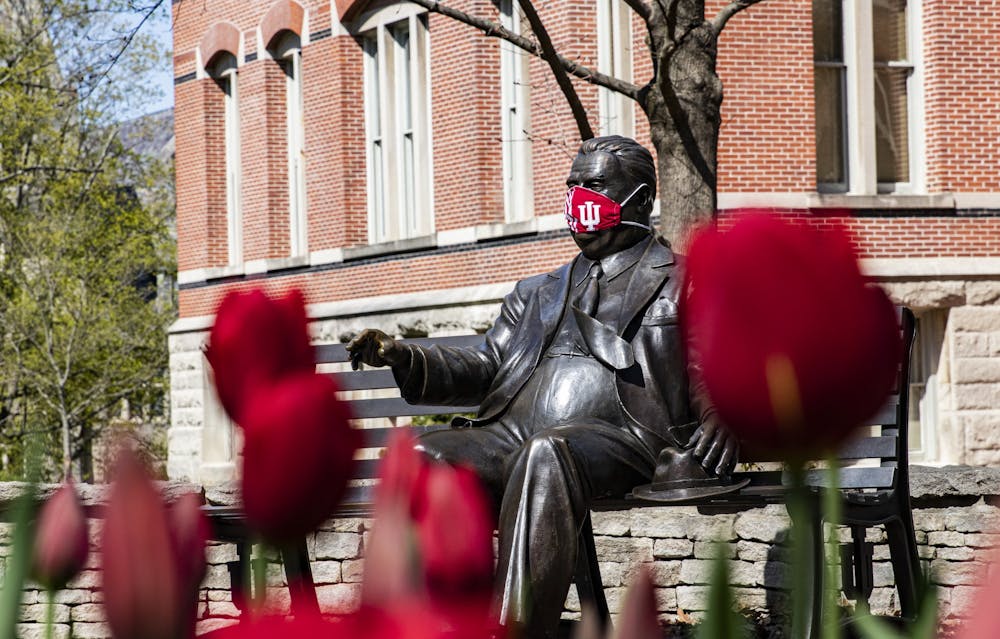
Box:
596 0 634 137
812 0 922 193
362 12 433 243
209 53 242 266
272 32 308 256
499 0 533 222
908 309 946 462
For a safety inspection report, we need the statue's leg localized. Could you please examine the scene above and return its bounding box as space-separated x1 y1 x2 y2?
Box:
415 423 523 516
496 422 661 639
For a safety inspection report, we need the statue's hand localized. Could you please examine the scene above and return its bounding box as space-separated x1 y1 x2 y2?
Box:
346 329 410 370
687 415 739 477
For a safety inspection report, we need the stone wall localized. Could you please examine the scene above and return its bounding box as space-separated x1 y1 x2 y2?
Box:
6 467 999 637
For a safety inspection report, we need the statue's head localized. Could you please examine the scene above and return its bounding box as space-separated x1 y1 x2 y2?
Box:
566 136 656 260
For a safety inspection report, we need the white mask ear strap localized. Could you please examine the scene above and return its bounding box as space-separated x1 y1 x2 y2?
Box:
618 183 648 208
618 184 650 231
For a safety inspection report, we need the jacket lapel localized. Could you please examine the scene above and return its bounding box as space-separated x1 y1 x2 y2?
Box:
617 238 676 335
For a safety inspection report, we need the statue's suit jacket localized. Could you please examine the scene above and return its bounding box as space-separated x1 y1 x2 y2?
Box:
392 237 711 450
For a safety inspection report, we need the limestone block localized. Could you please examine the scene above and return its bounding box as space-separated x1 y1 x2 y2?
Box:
654 587 678 612
205 543 239 564
201 564 233 590
593 536 653 563
913 510 946 531
314 532 362 560
931 560 985 586
964 414 1000 450
20 603 70 623
945 505 1000 532
678 559 713 585
342 559 365 583
954 384 1000 410
955 334 991 358
207 590 231 602
324 518 368 533
653 538 693 559
263 588 291 616
867 588 897 616
937 547 975 561
946 585 980 618
597 561 625 587
967 281 1000 306
735 541 770 563
884 281 965 310
591 511 630 536
172 389 204 410
955 358 1000 383
761 561 787 588
643 561 682 587
316 583 362 614
872 545 890 561
728 561 764 587
169 330 208 354
563 584 580 611
66 570 102 590
991 332 1000 357
195 619 238 635
731 586 774 611
312 560 344 585
963 533 1000 548
953 307 1000 333
172 370 204 391
693 541 736 559
675 585 711 612
602 587 628 613
16 624 70 639
872 562 896 588
928 531 966 547
968 449 1000 466
918 545 935 560
208 600 241 618
632 510 736 541
53 589 90 604
734 511 789 543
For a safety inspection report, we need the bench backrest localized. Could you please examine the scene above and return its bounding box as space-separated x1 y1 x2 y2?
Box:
324 308 915 507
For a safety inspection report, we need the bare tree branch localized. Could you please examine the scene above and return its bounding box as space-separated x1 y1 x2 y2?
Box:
409 0 641 99
516 0 593 139
710 0 764 33
621 0 652 23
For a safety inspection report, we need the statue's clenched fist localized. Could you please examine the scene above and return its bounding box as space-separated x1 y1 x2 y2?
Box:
346 329 411 370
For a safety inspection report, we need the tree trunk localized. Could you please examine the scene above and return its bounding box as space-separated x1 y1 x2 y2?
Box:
641 1 722 250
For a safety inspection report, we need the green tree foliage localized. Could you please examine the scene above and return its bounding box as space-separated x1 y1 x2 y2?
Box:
0 0 174 481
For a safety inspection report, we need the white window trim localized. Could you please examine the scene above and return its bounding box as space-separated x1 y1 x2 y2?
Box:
272 33 308 257
596 0 634 138
358 7 434 244
499 0 533 223
835 0 924 195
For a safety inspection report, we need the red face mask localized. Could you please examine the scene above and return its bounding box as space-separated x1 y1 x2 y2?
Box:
564 184 649 233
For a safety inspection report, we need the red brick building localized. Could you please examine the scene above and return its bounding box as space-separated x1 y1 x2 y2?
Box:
168 0 1000 484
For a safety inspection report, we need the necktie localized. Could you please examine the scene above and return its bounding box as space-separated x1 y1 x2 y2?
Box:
578 262 602 317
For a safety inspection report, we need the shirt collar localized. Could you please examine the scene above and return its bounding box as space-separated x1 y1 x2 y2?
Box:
575 235 650 287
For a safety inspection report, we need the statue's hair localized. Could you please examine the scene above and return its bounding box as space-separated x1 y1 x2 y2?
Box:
577 136 656 216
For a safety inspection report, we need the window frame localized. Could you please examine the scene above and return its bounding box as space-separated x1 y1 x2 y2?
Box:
207 53 243 266
814 0 924 195
498 0 534 223
596 0 635 138
272 31 308 257
357 4 435 244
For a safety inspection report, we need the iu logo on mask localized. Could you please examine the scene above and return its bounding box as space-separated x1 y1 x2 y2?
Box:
578 201 601 231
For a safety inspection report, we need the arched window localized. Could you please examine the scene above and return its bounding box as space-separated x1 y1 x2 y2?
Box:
498 0 533 223
271 31 308 257
356 4 433 243
207 52 243 266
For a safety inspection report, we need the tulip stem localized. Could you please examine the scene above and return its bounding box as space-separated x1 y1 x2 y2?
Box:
787 462 812 639
45 590 54 639
822 460 843 639
0 485 35 639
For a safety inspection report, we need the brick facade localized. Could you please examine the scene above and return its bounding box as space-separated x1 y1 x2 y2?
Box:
167 0 1000 626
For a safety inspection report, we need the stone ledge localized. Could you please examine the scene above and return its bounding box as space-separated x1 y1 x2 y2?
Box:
910 465 1000 500
0 481 203 514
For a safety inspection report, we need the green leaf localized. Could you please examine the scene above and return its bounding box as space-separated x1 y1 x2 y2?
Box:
696 544 748 639
0 484 37 639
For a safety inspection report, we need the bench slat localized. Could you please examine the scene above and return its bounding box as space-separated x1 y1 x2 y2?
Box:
317 335 485 365
354 424 451 448
350 398 478 419
328 369 398 391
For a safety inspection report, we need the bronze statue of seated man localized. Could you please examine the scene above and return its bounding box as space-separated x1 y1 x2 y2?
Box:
347 135 738 639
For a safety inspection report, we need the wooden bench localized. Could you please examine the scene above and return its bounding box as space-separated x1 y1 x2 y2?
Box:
205 308 918 638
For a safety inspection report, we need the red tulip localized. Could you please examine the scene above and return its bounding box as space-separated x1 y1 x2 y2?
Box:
240 372 360 544
101 453 206 639
376 429 430 516
31 480 89 591
200 613 340 639
956 548 1000 639
612 567 659 639
415 464 495 605
683 213 901 459
206 288 315 423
